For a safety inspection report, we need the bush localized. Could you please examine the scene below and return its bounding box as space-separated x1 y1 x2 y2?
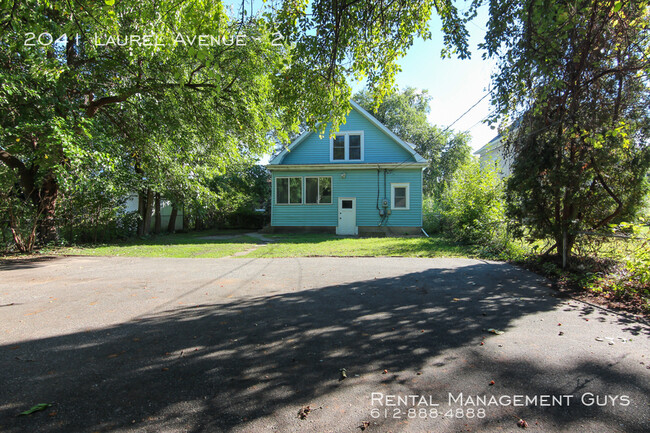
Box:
422 196 444 234
441 159 506 245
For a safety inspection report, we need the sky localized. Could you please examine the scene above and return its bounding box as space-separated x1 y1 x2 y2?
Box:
385 6 499 152
226 1 499 153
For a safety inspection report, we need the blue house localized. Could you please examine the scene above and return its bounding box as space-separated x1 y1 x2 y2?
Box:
267 101 428 235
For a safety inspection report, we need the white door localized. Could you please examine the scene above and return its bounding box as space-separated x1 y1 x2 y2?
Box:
337 197 357 235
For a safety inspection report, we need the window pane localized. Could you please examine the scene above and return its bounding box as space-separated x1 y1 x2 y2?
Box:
333 135 345 160
305 178 318 203
289 177 302 204
319 177 332 204
394 187 406 208
342 200 353 209
276 178 288 204
349 134 361 160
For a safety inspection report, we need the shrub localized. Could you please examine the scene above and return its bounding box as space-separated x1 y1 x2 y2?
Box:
441 159 506 245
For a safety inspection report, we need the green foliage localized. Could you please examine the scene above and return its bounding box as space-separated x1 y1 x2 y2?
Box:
441 158 506 245
353 87 471 197
274 0 482 133
482 0 650 260
422 196 445 234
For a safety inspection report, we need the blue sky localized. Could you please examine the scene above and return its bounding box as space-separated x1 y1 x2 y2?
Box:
225 1 498 153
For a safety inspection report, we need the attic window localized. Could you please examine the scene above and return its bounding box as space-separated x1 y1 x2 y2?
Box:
331 132 364 161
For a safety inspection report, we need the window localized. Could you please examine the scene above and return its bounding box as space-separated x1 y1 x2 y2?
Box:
331 132 363 161
276 177 303 204
342 200 353 209
391 183 409 210
305 177 332 204
333 135 345 160
349 134 361 160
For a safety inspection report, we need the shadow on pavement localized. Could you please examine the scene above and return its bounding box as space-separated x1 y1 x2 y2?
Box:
1 262 647 432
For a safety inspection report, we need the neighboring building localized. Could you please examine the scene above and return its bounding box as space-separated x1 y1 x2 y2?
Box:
267 101 428 235
474 133 513 178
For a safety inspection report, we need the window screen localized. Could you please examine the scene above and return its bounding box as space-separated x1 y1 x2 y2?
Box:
305 178 318 203
289 177 302 204
349 134 361 160
319 177 332 203
394 187 407 208
333 135 345 160
276 178 289 204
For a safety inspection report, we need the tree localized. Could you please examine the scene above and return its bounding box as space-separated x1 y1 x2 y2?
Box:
481 0 650 264
273 0 482 133
354 88 471 197
0 0 291 247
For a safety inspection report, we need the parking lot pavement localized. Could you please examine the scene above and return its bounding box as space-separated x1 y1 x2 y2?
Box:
1 256 648 432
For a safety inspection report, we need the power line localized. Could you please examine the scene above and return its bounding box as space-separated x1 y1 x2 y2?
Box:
391 87 494 170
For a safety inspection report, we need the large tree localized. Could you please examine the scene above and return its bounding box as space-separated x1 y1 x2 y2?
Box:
0 0 290 247
481 0 650 263
354 87 471 197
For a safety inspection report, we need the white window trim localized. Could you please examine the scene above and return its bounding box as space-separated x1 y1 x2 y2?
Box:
304 176 333 205
329 131 364 162
275 176 303 205
391 183 410 210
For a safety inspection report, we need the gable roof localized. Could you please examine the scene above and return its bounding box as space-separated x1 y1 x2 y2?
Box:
269 100 427 165
474 134 503 156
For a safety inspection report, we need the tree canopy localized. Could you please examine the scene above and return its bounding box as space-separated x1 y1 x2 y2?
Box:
481 0 650 261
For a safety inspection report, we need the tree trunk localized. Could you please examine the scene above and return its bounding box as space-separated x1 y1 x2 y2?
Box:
137 191 146 236
167 204 178 233
143 189 154 235
33 172 59 244
182 204 188 232
154 192 161 234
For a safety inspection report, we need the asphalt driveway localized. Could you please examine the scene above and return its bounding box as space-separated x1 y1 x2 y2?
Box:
1 256 648 432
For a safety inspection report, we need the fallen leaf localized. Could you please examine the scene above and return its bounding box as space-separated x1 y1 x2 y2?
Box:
339 368 347 380
517 419 528 428
382 369 388 374
298 405 311 419
489 380 495 386
360 421 371 430
17 403 51 416
484 328 504 335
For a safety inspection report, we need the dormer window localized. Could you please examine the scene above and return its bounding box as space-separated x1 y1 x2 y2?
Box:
330 131 364 161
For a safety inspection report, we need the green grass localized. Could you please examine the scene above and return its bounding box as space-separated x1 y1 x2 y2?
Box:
52 230 476 259
246 234 473 258
59 230 259 258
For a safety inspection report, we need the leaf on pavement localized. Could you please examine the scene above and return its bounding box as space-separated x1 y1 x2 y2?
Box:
17 403 52 416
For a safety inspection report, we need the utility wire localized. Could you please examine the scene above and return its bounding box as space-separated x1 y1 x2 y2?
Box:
390 86 494 170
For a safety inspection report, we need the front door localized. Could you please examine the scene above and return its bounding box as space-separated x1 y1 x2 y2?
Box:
337 197 357 235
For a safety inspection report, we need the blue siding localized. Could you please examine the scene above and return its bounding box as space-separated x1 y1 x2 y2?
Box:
280 109 415 165
271 169 422 227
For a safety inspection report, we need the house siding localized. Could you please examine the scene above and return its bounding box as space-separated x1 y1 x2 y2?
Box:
271 168 422 227
280 109 415 165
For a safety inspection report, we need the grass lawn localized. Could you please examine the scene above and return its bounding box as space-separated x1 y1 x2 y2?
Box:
58 229 259 258
51 230 476 259
248 234 474 258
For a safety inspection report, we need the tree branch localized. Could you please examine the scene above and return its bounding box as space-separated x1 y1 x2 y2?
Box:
591 156 623 230
84 89 138 117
